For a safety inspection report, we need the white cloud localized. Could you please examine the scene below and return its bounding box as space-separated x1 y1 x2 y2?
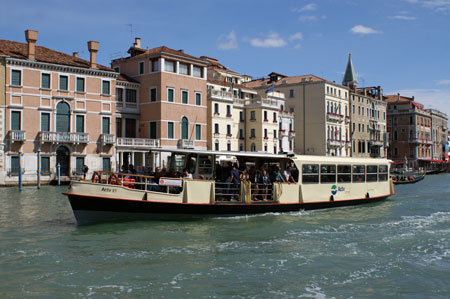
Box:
388 15 417 20
292 3 318 12
289 32 303 41
403 0 450 13
247 32 287 48
350 25 382 35
388 88 450 118
218 30 238 50
437 79 450 85
299 15 318 22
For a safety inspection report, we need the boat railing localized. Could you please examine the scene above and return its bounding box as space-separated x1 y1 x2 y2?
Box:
215 181 241 201
250 183 273 201
214 181 274 202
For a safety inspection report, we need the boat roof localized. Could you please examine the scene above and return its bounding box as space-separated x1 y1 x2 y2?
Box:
149 148 391 164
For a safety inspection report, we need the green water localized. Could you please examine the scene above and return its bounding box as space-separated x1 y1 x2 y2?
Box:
1 175 449 298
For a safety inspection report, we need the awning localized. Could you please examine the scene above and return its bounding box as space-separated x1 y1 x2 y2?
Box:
391 162 404 165
418 159 448 163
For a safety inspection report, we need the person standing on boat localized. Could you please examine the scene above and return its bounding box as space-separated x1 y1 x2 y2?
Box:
272 166 285 183
182 168 193 179
260 168 271 201
283 166 296 183
229 163 241 201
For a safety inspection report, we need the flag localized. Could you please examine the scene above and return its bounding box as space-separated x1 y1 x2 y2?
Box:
265 83 275 93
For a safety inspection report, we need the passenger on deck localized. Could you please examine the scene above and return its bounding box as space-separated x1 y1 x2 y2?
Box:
148 167 162 191
229 163 241 201
182 168 193 179
272 166 285 182
260 168 271 200
240 168 250 182
283 166 296 183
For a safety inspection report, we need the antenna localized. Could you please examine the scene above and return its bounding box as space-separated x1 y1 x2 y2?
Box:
126 24 134 43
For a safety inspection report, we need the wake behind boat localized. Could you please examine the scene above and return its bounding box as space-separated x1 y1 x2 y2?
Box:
63 149 395 224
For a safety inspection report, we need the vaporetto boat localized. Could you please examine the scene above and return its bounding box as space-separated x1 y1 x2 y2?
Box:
63 149 395 224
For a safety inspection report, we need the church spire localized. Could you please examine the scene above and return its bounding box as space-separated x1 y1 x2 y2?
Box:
342 53 358 89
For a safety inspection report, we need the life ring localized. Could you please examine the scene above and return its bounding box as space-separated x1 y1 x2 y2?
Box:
108 173 119 185
91 171 101 183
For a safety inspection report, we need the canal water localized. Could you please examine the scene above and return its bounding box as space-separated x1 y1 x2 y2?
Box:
1 175 449 298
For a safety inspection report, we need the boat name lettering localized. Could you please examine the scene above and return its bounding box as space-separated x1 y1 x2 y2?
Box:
101 187 117 193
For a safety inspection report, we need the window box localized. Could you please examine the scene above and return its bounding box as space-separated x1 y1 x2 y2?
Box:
273 120 278 123
226 134 232 137
289 130 296 133
264 137 269 140
279 129 286 132
264 119 268 122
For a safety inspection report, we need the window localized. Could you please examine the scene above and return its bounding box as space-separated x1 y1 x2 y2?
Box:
264 111 268 121
76 157 84 175
195 124 201 140
251 143 256 151
125 119 136 138
168 88 174 102
240 144 244 151
56 102 70 132
195 93 201 106
102 117 110 134
179 63 189 75
103 157 111 172
302 164 319 184
76 115 84 133
320 164 336 183
181 117 188 139
11 111 21 130
59 75 68 91
250 128 256 138
352 165 365 182
240 111 244 121
214 103 219 114
379 165 388 181
150 122 157 139
215 140 219 151
11 70 21 86
116 88 123 102
289 89 294 98
11 156 20 176
151 59 160 72
239 129 244 139
150 88 157 102
264 143 268 152
41 113 50 132
41 157 50 175
114 67 120 72
274 130 277 138
182 90 188 104
214 123 219 134
102 80 110 95
164 61 175 72
273 112 277 122
264 128 268 138
168 122 174 139
250 111 256 120
227 142 231 151
193 66 202 77
227 124 231 135
139 62 144 74
126 89 137 103
367 165 378 182
41 73 50 89
116 118 122 137
226 105 231 116
337 165 351 182
76 77 85 92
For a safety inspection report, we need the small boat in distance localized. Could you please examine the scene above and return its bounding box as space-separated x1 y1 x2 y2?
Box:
393 174 425 185
63 149 395 224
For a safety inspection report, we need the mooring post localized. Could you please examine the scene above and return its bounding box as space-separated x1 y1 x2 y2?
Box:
18 151 23 191
57 163 61 186
37 150 41 189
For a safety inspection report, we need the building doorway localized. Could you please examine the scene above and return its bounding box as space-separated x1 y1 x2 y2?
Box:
56 146 70 176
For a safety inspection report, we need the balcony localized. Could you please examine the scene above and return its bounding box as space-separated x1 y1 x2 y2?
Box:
279 110 294 118
117 137 160 148
208 89 233 102
101 134 115 145
177 139 194 149
245 98 278 109
327 139 344 147
226 134 233 138
345 116 350 124
279 129 288 137
370 139 384 147
326 112 344 123
289 130 296 138
8 130 26 143
38 131 89 144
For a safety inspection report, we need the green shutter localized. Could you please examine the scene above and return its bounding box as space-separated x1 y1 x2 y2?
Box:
168 89 174 102
11 156 20 175
76 115 84 133
41 157 50 174
182 91 188 104
41 73 50 89
41 113 50 131
56 102 70 132
11 70 21 86
196 124 201 140
76 78 85 92
150 88 156 102
102 117 110 134
102 81 110 95
11 111 21 130
181 117 188 139
103 157 111 171
150 122 157 139
168 122 174 139
76 157 84 174
59 76 68 90
196 93 201 105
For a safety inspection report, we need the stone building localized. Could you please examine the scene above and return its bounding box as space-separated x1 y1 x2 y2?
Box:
427 108 448 161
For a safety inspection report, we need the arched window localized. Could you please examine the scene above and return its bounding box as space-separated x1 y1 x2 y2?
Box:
56 101 70 132
181 116 189 139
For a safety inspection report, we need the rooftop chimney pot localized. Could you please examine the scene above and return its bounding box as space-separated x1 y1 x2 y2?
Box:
73 52 79 58
134 37 141 48
87 41 100 69
25 29 38 61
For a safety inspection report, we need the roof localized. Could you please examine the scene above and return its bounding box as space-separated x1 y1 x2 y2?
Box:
384 95 425 109
117 73 139 83
243 74 325 89
342 53 358 85
207 79 255 91
0 39 114 72
119 45 207 64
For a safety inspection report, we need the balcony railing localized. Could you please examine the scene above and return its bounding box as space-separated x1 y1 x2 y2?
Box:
327 139 344 147
326 113 344 122
101 134 115 145
208 89 233 101
38 131 89 144
8 130 26 142
370 140 384 147
178 139 194 149
245 98 278 109
117 137 160 148
289 130 296 138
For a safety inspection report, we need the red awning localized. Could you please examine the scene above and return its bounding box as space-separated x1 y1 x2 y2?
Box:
418 159 448 163
391 162 404 165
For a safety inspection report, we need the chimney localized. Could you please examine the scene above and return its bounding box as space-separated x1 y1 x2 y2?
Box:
87 41 100 69
73 52 79 58
134 37 141 48
397 93 400 101
25 29 38 61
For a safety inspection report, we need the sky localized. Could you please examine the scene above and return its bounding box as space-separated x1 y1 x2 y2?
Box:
1 0 449 116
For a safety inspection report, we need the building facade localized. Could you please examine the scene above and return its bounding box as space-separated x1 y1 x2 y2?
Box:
428 109 448 161
0 30 118 185
245 73 350 157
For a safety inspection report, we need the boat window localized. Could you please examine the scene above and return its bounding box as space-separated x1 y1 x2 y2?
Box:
337 165 351 183
302 164 319 184
198 155 213 174
379 165 388 181
172 154 186 172
320 164 336 183
352 165 365 182
367 165 378 182
186 154 197 174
